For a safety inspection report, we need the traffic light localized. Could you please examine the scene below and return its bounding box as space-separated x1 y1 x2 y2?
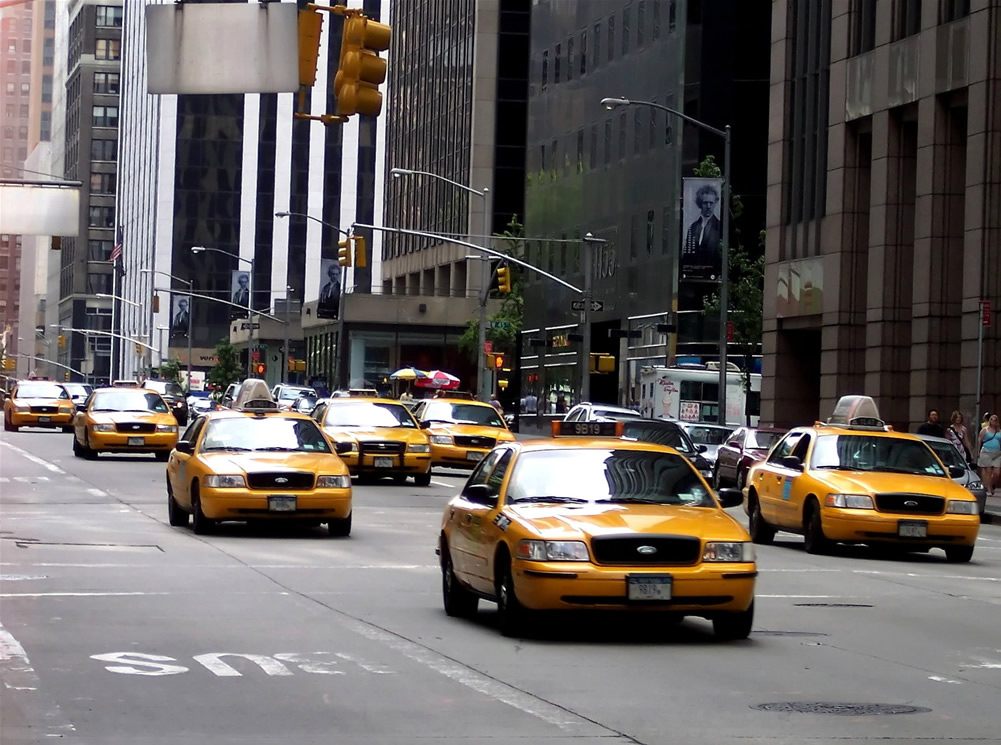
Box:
135 343 142 355
64 371 71 381
152 294 160 313
287 357 295 373
493 353 505 370
57 334 66 349
334 13 392 117
2 357 14 371
589 354 615 373
353 235 367 269
488 259 501 294
255 363 266 376
297 9 324 87
496 265 511 295
338 238 352 267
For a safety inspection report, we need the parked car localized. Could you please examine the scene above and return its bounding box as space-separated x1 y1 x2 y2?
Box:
674 422 735 468
563 402 642 422
714 426 787 490
918 434 987 515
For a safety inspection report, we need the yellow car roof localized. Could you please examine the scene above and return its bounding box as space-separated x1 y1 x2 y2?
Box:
515 437 682 454
427 398 497 408
204 408 315 421
324 397 409 407
801 423 920 440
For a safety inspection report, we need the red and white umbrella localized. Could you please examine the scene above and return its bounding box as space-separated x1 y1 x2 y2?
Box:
416 370 461 389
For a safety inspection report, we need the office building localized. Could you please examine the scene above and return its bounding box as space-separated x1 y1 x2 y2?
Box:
764 0 1000 429
521 0 771 410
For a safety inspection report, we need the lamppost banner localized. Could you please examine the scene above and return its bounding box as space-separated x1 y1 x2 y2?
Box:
231 270 251 309
317 259 341 321
170 295 189 336
680 177 723 283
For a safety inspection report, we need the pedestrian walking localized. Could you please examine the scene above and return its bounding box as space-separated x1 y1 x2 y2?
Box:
489 393 503 412
946 410 973 465
977 414 1001 497
916 409 946 438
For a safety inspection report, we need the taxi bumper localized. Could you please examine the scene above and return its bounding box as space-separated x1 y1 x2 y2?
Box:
338 451 431 475
88 430 179 453
200 487 352 520
822 507 979 547
512 561 756 614
430 443 489 468
9 410 75 427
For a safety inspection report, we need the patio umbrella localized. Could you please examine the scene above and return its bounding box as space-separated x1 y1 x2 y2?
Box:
390 367 428 380
416 370 461 390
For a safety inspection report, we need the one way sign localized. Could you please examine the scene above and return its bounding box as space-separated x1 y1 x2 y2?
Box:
571 300 604 312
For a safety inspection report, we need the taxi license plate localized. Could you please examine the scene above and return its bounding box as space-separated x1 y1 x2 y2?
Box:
38 416 51 423
898 520 927 538
127 437 145 446
374 457 393 468
268 496 297 512
627 575 673 601
466 451 484 462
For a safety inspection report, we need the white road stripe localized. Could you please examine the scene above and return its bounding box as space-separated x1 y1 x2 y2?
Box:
0 591 290 598
87 488 108 497
430 480 456 488
0 442 66 474
12 476 50 483
0 621 37 691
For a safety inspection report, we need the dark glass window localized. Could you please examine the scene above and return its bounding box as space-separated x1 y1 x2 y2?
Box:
589 124 597 170
566 38 574 81
91 139 116 161
89 172 116 194
95 6 123 27
593 22 601 68
554 43 561 83
851 0 877 54
622 6 630 55
580 29 587 76
92 105 118 127
94 72 119 94
607 15 615 63
893 0 922 39
95 39 120 60
669 0 677 30
618 112 626 160
603 119 611 167
541 50 548 89
940 0 970 22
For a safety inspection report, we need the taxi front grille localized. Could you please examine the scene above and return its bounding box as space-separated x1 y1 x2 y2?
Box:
454 435 496 449
115 422 156 434
246 472 315 490
359 441 404 456
30 405 58 414
590 534 701 566
874 493 944 516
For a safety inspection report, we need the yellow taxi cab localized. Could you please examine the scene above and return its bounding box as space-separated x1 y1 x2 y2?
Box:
743 396 980 562
165 379 352 535
310 397 432 486
72 385 179 460
3 379 77 433
438 420 756 638
411 397 515 469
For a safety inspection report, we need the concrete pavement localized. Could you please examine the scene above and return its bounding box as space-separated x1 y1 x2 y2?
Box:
2 426 1000 745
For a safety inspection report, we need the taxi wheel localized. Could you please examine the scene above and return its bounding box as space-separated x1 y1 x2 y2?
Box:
495 558 528 637
190 485 215 535
72 434 83 458
83 433 98 460
747 493 775 545
441 542 477 618
712 465 721 490
327 513 352 537
945 545 974 563
736 469 747 491
414 473 432 487
803 501 831 555
4 417 17 432
392 474 407 485
166 481 189 527
713 601 754 640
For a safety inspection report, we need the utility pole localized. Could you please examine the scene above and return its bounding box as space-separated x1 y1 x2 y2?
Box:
477 187 492 402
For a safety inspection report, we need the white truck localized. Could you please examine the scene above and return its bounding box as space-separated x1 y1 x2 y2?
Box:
638 364 760 427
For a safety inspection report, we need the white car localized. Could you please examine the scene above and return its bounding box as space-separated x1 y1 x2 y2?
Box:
563 402 642 422
271 385 318 411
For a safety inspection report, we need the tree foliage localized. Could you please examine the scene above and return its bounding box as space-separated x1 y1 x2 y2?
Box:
157 358 182 385
458 217 525 363
208 338 242 390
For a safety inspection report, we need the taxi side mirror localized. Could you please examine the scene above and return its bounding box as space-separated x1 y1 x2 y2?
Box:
76 404 87 413
947 465 966 479
174 441 193 455
697 444 708 453
463 484 497 506
716 487 743 509
781 455 803 470
419 421 430 429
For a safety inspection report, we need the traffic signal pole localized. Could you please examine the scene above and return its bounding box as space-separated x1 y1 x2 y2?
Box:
477 187 492 403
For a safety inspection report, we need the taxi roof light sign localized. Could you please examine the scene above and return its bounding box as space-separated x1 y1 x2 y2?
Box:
552 420 624 438
826 395 888 430
233 378 280 412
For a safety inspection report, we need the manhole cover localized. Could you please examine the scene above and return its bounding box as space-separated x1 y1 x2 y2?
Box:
793 603 872 608
752 702 931 716
753 630 829 637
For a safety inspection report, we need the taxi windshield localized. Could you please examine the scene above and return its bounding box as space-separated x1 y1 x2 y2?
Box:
684 425 731 446
506 449 715 507
812 435 947 477
91 390 168 413
323 402 416 428
620 421 693 453
16 383 69 399
422 402 504 428
201 417 332 453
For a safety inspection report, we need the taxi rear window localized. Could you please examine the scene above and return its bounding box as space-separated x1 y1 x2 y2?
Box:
621 421 693 453
812 435 947 477
505 449 715 507
15 383 69 399
323 402 416 428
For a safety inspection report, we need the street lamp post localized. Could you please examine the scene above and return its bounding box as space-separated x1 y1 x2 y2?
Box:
96 293 150 379
191 246 255 378
580 233 607 404
601 97 732 424
390 168 492 402
139 270 194 392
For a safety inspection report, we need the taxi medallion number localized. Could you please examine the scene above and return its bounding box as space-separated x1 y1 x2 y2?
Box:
898 520 927 538
466 451 484 462
627 575 673 601
268 496 297 512
374 457 393 468
128 437 145 447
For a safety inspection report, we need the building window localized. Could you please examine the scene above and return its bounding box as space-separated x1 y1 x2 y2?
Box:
940 0 969 21
22 40 30 54
20 82 29 94
42 75 52 103
669 0 677 30
92 105 118 127
634 109 642 155
576 129 584 173
88 239 112 260
593 22 601 69
607 15 615 63
541 50 548 89
893 0 922 39
4 83 13 96
589 124 597 170
95 39 121 61
94 72 120 94
554 43 561 83
90 172 116 194
95 6 124 27
21 60 30 74
646 210 655 254
851 0 877 54
88 206 114 228
91 139 116 161
580 29 587 76
603 119 611 167
618 112 626 160
87 273 112 294
622 7 630 56
653 0 662 39
566 37 574 81
638 1 646 46
551 138 558 177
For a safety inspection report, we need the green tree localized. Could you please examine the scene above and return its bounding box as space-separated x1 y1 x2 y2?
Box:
458 216 525 364
208 338 242 390
157 358 182 385
696 156 764 425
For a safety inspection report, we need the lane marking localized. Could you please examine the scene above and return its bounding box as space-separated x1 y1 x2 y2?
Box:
0 563 439 569
0 591 289 598
430 480 456 488
91 653 189 677
192 653 294 677
0 442 66 474
1 621 38 691
12 476 50 483
87 488 108 497
0 575 49 581
928 675 962 684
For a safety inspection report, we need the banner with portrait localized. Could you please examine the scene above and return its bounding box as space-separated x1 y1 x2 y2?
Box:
170 294 190 336
316 258 340 320
230 269 251 312
680 177 723 283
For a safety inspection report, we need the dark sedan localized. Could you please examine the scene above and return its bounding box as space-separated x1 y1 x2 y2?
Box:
713 426 787 490
613 418 716 481
142 379 189 426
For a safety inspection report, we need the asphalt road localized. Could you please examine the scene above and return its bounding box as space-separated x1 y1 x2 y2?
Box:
2 427 999 745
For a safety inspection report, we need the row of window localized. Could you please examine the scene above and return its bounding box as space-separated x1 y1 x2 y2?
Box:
539 0 676 91
4 82 30 95
4 60 30 75
3 104 30 119
96 6 123 28
850 0 970 57
95 72 120 94
93 105 118 128
90 172 116 194
95 39 121 61
5 39 31 55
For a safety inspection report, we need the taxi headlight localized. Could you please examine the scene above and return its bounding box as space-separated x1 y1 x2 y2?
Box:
516 539 589 562
317 475 351 489
203 474 246 488
968 480 984 491
946 500 978 515
407 443 431 453
14 404 30 413
91 423 115 433
156 424 177 433
824 493 874 509
430 435 453 445
702 542 754 562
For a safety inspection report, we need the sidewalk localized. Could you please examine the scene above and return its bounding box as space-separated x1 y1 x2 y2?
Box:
985 493 1001 525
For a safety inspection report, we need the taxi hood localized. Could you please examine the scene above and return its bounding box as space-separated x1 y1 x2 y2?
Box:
15 397 73 407
201 451 344 474
87 410 168 424
509 503 747 542
814 470 958 498
428 422 513 440
322 426 427 443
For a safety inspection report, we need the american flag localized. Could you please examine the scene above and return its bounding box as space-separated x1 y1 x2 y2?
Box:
110 225 123 263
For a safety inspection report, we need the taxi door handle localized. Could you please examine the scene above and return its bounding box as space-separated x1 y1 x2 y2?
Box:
465 514 473 523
